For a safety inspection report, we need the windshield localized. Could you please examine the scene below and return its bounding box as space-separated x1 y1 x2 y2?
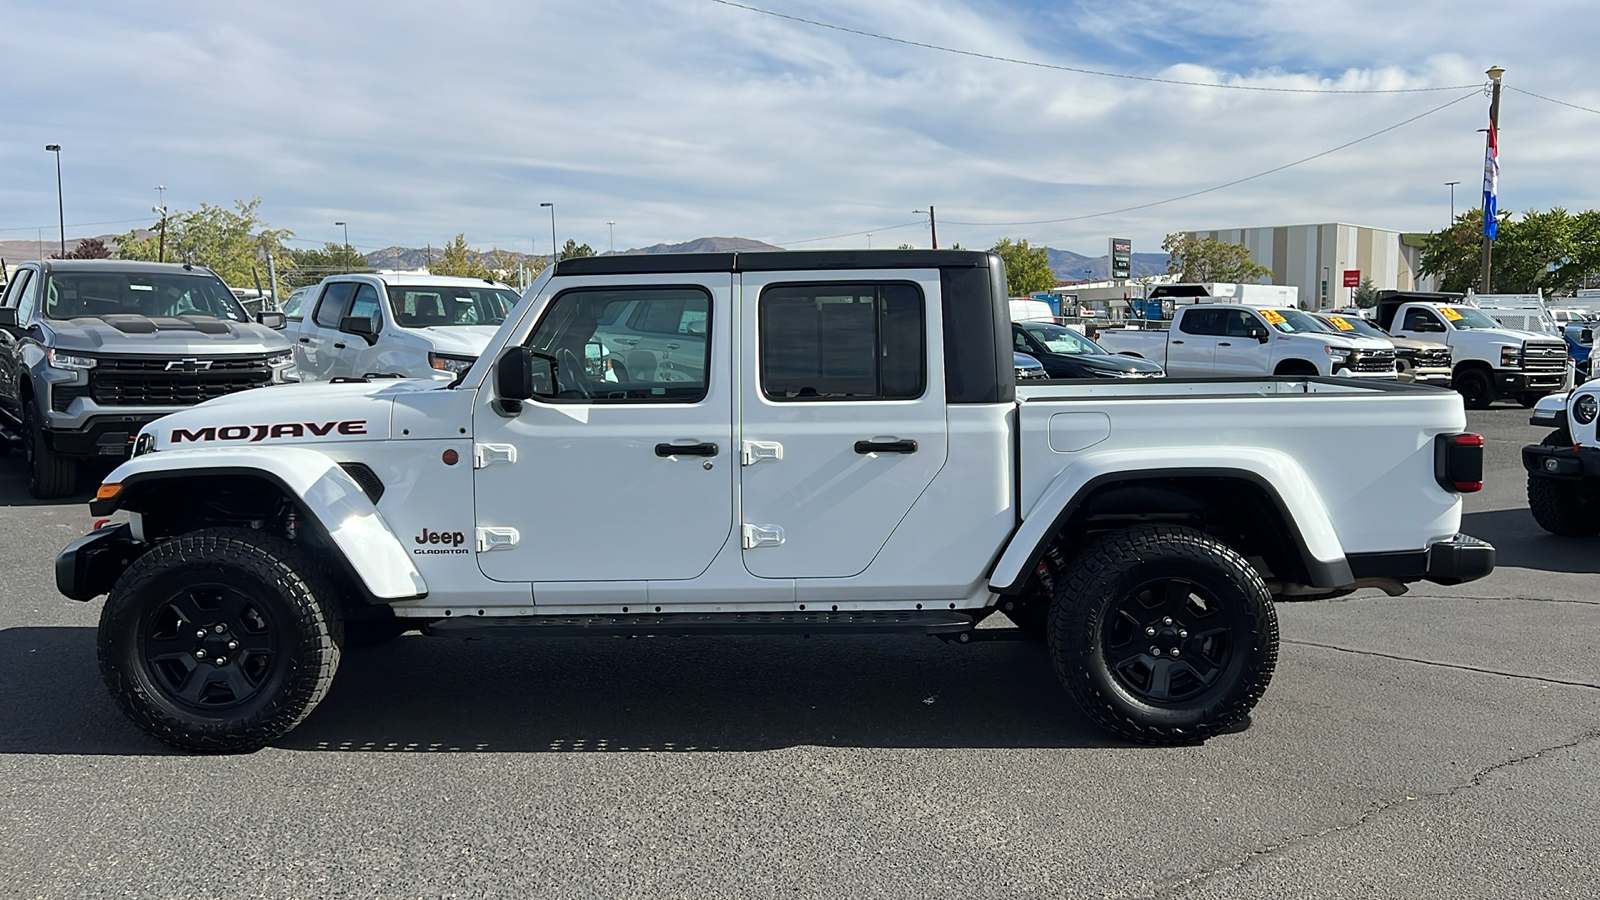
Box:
1318 314 1387 338
1262 308 1326 334
1019 322 1107 355
1440 306 1505 330
386 285 519 328
44 271 250 322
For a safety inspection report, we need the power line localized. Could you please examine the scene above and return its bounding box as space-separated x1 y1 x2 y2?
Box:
940 89 1482 229
710 0 1483 95
1506 85 1600 117
775 220 922 247
0 217 150 234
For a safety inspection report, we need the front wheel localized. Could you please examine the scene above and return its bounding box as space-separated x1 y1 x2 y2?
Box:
1527 477 1600 536
23 402 76 498
1048 524 1278 745
97 528 343 753
1456 369 1493 410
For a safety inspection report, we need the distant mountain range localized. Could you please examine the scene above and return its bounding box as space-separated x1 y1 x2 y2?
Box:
1047 248 1169 282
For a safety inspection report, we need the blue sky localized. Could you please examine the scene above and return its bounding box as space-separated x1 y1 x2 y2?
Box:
2 0 1597 260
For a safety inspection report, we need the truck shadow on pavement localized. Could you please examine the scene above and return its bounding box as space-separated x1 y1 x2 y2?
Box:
1461 508 1600 574
0 626 1133 755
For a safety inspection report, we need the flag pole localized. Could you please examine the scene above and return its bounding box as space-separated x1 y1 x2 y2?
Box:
1480 65 1504 293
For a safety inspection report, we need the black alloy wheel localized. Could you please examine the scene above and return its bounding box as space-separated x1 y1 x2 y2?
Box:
140 583 285 711
99 528 342 753
1101 576 1236 704
1048 524 1278 745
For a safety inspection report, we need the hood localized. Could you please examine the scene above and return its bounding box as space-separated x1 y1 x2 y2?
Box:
1295 332 1389 351
141 379 438 451
1076 353 1165 375
1385 334 1447 352
47 315 291 356
404 324 500 357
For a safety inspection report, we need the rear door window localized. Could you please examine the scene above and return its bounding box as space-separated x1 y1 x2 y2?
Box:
758 282 925 401
1178 309 1223 336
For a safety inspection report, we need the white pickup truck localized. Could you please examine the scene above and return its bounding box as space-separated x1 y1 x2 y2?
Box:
1375 291 1569 409
283 274 521 381
56 250 1493 753
1095 304 1397 377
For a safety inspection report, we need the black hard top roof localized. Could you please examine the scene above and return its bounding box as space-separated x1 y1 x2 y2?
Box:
553 249 995 277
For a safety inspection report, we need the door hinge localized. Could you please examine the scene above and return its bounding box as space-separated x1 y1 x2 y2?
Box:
474 443 518 469
476 526 520 552
741 440 783 466
742 523 785 549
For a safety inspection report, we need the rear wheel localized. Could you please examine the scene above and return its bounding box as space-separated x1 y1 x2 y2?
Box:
1048 524 1277 745
97 528 342 752
1456 368 1493 410
23 401 76 498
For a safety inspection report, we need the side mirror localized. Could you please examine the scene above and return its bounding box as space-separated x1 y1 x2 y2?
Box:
493 347 557 414
1250 326 1270 342
0 307 16 328
339 315 378 344
257 311 286 330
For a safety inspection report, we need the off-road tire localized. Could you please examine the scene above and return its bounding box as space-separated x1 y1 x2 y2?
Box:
1048 524 1278 745
98 528 343 753
1456 368 1494 410
23 402 76 498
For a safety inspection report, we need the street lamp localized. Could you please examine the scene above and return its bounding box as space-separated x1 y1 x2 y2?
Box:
334 221 349 250
44 144 64 257
1445 181 1460 224
540 202 557 265
607 221 615 255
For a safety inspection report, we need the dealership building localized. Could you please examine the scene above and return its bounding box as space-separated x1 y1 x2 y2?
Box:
1182 223 1435 309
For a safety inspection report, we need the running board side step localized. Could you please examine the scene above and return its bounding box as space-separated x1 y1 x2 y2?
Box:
423 609 979 638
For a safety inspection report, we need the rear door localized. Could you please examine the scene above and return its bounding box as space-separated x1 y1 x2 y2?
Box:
1167 308 1220 374
0 268 37 419
737 270 948 578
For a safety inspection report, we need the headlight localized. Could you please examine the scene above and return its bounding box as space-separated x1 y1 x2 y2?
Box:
132 433 157 457
1326 347 1348 361
1573 393 1598 425
47 349 96 370
266 350 294 368
1501 345 1521 368
429 353 476 374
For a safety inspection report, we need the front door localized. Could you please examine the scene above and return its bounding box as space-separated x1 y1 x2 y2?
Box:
737 271 949 579
473 275 735 585
299 282 354 381
1213 308 1268 375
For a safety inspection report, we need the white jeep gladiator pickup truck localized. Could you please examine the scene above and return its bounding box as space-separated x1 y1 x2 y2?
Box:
1095 304 1397 378
56 250 1494 753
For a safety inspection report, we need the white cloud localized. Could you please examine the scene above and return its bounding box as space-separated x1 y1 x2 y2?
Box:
0 0 1595 260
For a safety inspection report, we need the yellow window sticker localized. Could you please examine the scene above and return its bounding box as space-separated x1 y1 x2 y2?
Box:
1440 306 1465 321
1327 316 1354 331
1261 309 1286 325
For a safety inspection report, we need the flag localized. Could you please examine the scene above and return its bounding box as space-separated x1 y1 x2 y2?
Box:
1482 117 1499 240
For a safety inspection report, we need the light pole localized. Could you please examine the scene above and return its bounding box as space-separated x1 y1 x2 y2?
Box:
540 202 557 265
44 144 64 257
334 221 349 251
866 233 873 249
1445 181 1460 225
607 221 615 255
155 185 168 263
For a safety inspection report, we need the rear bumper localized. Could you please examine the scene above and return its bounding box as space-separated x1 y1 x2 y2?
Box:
1346 533 1496 587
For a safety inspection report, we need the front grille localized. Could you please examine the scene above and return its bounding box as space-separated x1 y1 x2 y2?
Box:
1522 343 1567 372
1349 350 1396 373
51 384 91 412
88 354 273 407
1415 348 1453 367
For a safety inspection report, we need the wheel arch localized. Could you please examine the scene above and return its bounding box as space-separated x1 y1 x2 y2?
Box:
1273 358 1320 376
990 458 1351 596
92 449 426 602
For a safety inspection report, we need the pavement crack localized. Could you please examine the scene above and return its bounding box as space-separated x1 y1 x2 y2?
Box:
1138 728 1600 899
1283 639 1600 690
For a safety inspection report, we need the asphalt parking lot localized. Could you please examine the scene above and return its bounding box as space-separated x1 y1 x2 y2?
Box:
1 405 1596 899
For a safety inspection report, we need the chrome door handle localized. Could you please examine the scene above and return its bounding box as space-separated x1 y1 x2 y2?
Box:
656 442 718 457
855 439 917 454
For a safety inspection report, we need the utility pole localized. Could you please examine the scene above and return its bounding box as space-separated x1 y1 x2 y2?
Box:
913 207 939 249
155 185 167 262
1480 65 1505 293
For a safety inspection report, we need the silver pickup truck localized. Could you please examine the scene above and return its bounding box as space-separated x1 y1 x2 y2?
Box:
0 259 295 497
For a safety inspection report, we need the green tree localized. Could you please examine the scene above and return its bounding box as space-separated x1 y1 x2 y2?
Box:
283 243 371 288
560 239 595 260
1162 233 1273 283
431 234 492 279
1353 277 1378 308
55 237 112 259
117 199 292 288
989 237 1055 296
1421 207 1600 295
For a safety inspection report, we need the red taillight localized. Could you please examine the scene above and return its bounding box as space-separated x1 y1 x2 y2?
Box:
1435 433 1484 493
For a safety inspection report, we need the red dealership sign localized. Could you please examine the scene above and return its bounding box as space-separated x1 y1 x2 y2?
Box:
1342 270 1360 288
